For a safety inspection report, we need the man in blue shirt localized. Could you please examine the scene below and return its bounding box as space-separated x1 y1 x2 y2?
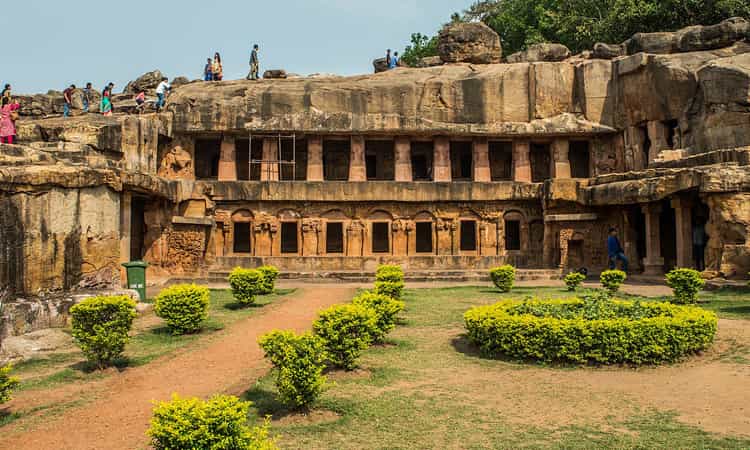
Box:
607 227 628 272
389 51 399 69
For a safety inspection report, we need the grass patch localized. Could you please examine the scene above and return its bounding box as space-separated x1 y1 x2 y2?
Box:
252 286 750 449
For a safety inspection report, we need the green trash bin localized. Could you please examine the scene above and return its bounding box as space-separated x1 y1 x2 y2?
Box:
122 261 148 301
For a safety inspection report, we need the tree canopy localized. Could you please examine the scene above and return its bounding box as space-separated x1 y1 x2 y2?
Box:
402 0 750 64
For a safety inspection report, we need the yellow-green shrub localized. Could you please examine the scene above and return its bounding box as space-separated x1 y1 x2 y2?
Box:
666 268 705 304
259 330 327 408
352 291 405 342
464 297 717 365
564 272 586 291
70 295 137 368
600 269 626 294
0 364 19 404
490 265 515 292
228 267 264 305
154 284 210 335
375 265 404 283
148 394 277 450
257 265 280 295
313 304 378 370
373 280 405 299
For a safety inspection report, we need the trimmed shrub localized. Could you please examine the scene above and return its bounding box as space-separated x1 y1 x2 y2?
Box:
375 265 404 283
666 268 706 304
70 295 137 368
228 267 264 305
0 364 19 404
259 330 327 408
257 265 280 295
313 304 378 370
600 269 627 294
373 280 405 299
352 291 405 342
148 394 277 450
490 265 515 292
564 272 587 291
464 296 717 365
154 284 210 335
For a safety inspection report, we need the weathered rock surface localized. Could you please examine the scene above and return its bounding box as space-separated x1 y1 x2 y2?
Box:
592 42 625 59
506 43 571 63
124 70 164 94
676 17 750 53
438 22 502 64
373 57 389 73
416 56 443 68
263 69 288 79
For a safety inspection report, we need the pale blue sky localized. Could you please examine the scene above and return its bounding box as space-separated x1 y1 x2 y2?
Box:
3 0 468 94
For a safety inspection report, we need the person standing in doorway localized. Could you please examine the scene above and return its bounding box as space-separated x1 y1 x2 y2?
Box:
248 44 260 80
212 52 223 81
0 96 20 144
607 227 629 273
82 82 93 113
204 57 213 81
389 51 399 69
693 221 707 271
155 77 171 111
63 85 76 117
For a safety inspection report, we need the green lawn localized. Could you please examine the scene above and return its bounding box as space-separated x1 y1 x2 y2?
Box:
245 286 750 449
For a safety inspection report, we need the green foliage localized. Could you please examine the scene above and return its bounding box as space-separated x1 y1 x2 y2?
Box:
313 304 379 370
352 291 405 342
70 295 137 368
0 364 19 404
373 281 405 299
257 265 280 295
154 284 210 335
259 330 327 408
564 272 587 291
375 264 405 283
228 267 264 305
460 0 750 55
464 296 718 364
600 269 627 294
666 268 706 304
401 33 439 67
490 265 516 292
148 394 277 450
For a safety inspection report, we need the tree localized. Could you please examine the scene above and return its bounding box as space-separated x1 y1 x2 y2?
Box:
401 33 440 67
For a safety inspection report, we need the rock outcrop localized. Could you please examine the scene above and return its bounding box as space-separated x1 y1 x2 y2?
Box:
438 22 502 64
506 43 571 63
124 70 164 94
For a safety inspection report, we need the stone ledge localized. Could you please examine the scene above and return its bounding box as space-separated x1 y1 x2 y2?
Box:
172 216 214 226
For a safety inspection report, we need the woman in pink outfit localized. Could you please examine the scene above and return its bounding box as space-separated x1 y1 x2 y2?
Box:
0 97 20 144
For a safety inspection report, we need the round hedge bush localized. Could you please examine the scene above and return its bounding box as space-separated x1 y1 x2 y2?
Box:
70 295 138 368
464 295 717 365
257 265 280 295
154 284 210 335
228 267 264 305
666 268 705 304
489 265 515 292
352 291 405 342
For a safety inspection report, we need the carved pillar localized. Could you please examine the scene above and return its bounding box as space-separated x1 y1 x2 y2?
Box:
307 136 324 181
671 197 694 268
349 135 367 181
301 219 320 256
559 229 574 270
433 137 451 182
513 140 531 183
472 138 491 182
543 222 556 268
120 192 132 276
260 138 279 181
218 136 237 181
394 136 412 182
346 220 365 256
392 220 409 256
436 219 452 256
551 138 571 179
641 203 664 275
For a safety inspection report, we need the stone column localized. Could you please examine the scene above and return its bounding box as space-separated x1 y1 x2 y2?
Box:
349 136 367 181
671 197 694 268
394 137 412 182
218 136 237 181
307 136 324 181
433 137 451 182
260 138 279 181
647 121 668 163
513 140 532 183
542 222 556 268
551 138 571 179
641 203 664 275
473 138 491 182
120 192 132 270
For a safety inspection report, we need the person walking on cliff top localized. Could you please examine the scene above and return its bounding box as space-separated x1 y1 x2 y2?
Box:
1 84 11 104
385 49 392 68
247 44 260 80
212 53 224 81
607 227 629 273
82 82 93 113
101 82 114 116
0 96 20 144
204 57 213 81
155 77 171 112
389 51 400 69
63 84 75 117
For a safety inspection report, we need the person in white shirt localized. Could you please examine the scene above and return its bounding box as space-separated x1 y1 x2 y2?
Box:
155 78 171 111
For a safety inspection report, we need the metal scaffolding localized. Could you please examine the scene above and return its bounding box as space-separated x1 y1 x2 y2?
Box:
248 132 297 181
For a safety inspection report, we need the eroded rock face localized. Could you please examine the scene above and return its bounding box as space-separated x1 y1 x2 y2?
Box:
676 17 750 53
506 43 571 63
438 22 502 64
592 43 625 59
124 70 164 94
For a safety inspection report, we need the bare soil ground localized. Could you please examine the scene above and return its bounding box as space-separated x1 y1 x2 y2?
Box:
0 286 355 450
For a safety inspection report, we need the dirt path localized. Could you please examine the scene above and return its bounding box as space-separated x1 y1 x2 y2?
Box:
0 286 355 450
